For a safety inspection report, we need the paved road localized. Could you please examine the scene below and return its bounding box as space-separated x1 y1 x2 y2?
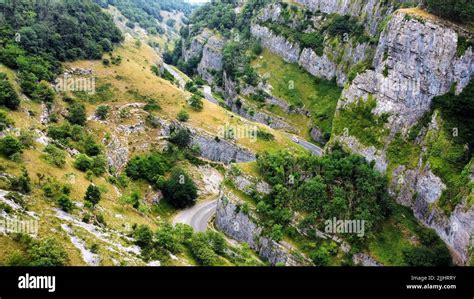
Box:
163 63 186 89
287 134 324 156
172 199 218 232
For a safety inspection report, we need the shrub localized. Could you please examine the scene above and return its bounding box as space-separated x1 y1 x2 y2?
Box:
163 167 198 209
0 110 14 131
84 184 101 207
189 95 203 111
177 110 189 122
133 225 153 248
27 238 68 266
31 81 55 103
74 154 94 172
0 135 22 158
0 73 20 110
95 105 109 120
125 152 171 184
57 195 74 212
67 103 87 126
168 127 191 148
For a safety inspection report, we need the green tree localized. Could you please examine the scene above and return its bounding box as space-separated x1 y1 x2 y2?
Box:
177 110 189 122
0 135 22 158
67 103 87 126
95 105 109 120
84 184 101 207
163 167 198 209
189 95 203 111
57 195 74 212
133 225 153 248
0 73 20 110
425 0 474 23
28 238 68 266
31 81 55 103
74 154 94 172
168 128 191 148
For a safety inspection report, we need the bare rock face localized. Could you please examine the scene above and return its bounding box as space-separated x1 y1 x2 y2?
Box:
197 35 225 84
251 24 301 64
353 253 383 266
105 135 129 171
334 12 474 264
230 173 271 195
343 12 474 130
251 23 372 86
191 133 256 165
215 192 309 266
294 0 398 35
183 29 212 62
157 117 256 165
310 127 325 145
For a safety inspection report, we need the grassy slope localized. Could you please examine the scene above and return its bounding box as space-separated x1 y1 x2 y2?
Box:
251 49 342 142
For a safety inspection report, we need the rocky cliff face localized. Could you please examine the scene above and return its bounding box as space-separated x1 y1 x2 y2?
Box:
182 29 212 62
190 133 256 164
251 24 301 64
215 192 309 266
342 12 473 130
332 11 474 264
294 0 404 36
197 35 225 84
158 116 256 165
250 23 373 86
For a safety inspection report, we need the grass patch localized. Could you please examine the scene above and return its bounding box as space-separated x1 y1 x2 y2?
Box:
333 95 390 149
252 49 342 140
387 133 421 169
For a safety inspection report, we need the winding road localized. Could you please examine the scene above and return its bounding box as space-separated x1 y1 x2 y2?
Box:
286 134 323 156
172 199 218 232
166 65 324 232
163 62 186 89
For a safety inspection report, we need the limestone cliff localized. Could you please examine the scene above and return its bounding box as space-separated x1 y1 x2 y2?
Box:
331 11 474 264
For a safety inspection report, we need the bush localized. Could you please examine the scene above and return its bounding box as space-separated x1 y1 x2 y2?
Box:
0 73 20 110
67 103 87 126
133 225 153 248
189 95 203 111
95 105 109 120
0 135 22 158
402 246 452 266
27 238 68 266
163 167 198 209
84 184 101 207
74 154 94 172
177 110 189 122
169 127 191 148
0 110 14 131
125 152 171 184
57 195 74 212
31 81 55 103
189 232 218 266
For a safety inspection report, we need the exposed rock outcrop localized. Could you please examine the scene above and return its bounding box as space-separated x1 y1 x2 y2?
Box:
215 192 310 266
333 12 474 264
197 34 225 84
